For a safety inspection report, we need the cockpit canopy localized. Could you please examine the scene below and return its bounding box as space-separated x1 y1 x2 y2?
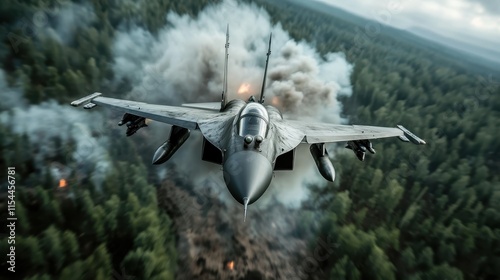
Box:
238 103 269 138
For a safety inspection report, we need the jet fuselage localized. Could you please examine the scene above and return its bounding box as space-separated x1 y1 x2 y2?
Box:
222 100 282 206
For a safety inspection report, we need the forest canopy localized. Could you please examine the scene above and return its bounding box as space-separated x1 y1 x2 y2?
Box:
1 0 499 279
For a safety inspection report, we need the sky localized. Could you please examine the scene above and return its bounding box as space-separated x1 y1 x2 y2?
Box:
318 0 500 60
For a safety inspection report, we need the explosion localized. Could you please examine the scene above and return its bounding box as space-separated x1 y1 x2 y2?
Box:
271 96 280 106
237 83 251 95
59 179 67 188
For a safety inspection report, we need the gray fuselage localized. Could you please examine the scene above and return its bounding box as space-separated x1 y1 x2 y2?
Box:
221 100 283 205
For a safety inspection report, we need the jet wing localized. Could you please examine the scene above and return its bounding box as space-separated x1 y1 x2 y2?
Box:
282 120 426 145
181 102 221 111
71 93 224 130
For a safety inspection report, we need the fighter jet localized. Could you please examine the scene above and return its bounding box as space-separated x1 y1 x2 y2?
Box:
71 26 426 221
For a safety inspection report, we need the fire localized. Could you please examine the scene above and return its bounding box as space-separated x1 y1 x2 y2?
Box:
237 83 251 95
59 179 67 188
271 96 280 106
227 261 234 270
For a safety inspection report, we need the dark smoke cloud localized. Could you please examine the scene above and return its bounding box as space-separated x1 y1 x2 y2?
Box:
112 0 353 205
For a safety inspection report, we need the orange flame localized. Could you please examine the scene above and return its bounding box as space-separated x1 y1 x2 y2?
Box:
237 83 251 95
227 261 234 270
271 96 280 106
59 179 67 188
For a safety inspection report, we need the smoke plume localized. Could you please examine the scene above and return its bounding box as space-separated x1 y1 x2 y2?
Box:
1 1 354 278
112 0 353 206
44 2 97 44
0 70 26 111
0 2 110 187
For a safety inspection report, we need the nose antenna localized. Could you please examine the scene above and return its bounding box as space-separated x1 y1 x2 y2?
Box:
243 197 249 222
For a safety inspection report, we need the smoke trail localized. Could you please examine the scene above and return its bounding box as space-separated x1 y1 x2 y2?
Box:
111 0 353 206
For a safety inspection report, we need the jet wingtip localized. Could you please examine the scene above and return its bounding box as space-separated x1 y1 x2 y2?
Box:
397 125 426 145
70 92 102 107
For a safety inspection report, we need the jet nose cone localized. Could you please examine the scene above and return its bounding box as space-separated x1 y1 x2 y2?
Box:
223 151 273 205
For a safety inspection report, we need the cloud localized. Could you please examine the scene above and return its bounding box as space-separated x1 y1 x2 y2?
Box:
466 0 500 15
317 0 500 59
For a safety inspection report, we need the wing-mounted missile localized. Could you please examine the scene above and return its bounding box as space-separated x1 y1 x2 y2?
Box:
359 139 375 154
345 140 375 161
83 103 97 109
345 141 365 161
125 118 147 136
118 113 139 126
70 92 102 107
152 125 190 165
310 143 335 182
398 135 410 142
397 125 426 145
118 113 148 136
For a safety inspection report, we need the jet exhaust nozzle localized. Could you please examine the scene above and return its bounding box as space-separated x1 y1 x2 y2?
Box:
152 126 190 165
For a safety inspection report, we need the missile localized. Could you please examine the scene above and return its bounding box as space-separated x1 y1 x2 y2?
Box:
83 102 97 109
70 92 101 107
345 145 365 161
346 140 375 153
310 143 335 182
125 117 147 136
397 125 426 145
360 139 375 154
119 113 138 126
345 140 367 161
152 125 190 165
398 135 410 142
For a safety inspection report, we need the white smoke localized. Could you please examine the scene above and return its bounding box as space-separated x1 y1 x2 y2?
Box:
0 1 110 187
44 2 97 44
111 0 353 206
0 98 111 187
0 70 26 111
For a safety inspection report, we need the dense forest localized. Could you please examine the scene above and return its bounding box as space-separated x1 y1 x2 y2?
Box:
1 0 499 279
255 0 500 279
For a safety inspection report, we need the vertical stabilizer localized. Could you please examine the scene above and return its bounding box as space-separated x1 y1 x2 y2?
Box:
221 24 229 111
259 33 272 104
